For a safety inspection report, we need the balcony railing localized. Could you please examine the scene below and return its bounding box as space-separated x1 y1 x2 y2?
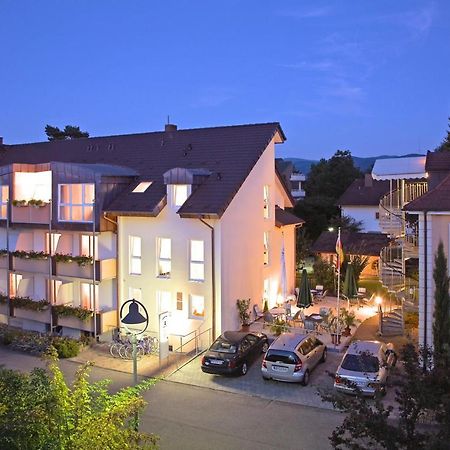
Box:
55 308 117 333
11 204 51 224
53 258 117 281
13 256 50 274
291 189 305 198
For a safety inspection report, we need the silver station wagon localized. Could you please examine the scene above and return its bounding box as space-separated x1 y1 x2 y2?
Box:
334 340 397 397
261 333 327 385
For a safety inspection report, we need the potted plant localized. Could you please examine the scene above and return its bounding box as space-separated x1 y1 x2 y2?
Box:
340 308 357 336
12 199 27 207
236 299 251 329
327 312 344 345
270 317 289 336
263 300 269 313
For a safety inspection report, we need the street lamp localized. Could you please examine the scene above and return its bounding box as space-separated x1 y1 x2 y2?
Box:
120 299 149 429
374 296 383 335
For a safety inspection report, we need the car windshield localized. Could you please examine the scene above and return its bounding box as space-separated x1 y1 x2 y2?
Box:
341 354 380 373
265 350 298 364
210 337 237 354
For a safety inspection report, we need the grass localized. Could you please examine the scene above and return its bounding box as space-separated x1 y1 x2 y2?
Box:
358 278 389 298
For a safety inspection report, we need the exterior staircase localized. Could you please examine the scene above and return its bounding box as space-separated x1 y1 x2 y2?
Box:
380 308 404 336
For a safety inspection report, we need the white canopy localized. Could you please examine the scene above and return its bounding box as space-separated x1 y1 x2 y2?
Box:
371 156 427 180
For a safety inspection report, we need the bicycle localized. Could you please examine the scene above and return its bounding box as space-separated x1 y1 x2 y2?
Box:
123 335 159 359
109 332 131 358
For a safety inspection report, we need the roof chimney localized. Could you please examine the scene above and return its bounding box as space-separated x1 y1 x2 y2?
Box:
364 173 373 187
165 124 177 132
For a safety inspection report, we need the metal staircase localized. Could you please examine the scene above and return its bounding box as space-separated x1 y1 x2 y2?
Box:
381 308 404 336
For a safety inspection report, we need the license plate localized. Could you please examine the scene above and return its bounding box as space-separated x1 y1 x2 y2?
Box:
209 359 223 365
272 365 288 372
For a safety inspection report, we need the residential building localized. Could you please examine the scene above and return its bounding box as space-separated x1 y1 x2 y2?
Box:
275 159 306 200
0 123 302 345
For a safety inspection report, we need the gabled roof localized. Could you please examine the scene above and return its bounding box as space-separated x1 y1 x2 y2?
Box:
275 206 304 227
405 171 450 212
337 177 390 206
311 231 390 257
0 122 285 217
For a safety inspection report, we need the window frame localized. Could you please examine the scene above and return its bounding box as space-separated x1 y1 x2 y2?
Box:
157 237 172 278
80 234 98 259
80 282 98 310
58 183 95 223
263 231 270 266
263 185 270 219
0 185 8 220
189 294 205 319
129 235 142 275
189 239 205 282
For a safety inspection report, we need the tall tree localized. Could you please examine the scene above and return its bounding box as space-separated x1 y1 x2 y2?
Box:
435 117 450 152
45 124 89 141
433 241 450 367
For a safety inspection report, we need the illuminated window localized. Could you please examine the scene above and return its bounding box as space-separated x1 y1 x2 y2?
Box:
172 184 190 207
176 292 183 311
80 283 98 310
263 278 270 301
47 279 62 303
263 232 269 265
45 232 61 255
58 184 94 222
190 294 205 318
263 185 270 219
190 240 204 281
157 238 171 277
10 273 22 297
129 287 142 302
14 171 51 202
81 234 98 259
132 181 152 193
0 185 8 219
129 236 142 275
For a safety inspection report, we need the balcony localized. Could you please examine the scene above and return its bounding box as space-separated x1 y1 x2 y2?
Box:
11 203 51 224
53 258 116 281
0 256 8 270
290 173 306 182
56 308 117 333
14 306 52 324
13 256 50 274
0 302 10 316
291 189 305 199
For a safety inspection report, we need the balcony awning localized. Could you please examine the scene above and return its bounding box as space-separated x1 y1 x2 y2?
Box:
372 156 427 180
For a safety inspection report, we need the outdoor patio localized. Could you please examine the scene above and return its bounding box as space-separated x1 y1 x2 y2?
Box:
249 294 379 352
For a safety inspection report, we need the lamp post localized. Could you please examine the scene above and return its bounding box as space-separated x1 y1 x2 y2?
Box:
119 299 149 427
375 296 383 335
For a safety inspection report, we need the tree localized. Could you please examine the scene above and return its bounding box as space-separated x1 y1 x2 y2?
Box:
433 241 450 367
0 349 158 449
329 215 363 233
45 124 89 141
434 117 450 152
322 344 450 449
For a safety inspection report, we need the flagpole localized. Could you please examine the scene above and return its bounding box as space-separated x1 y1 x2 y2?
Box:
336 227 341 347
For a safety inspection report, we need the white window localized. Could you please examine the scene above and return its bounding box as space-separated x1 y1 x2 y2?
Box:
45 232 61 255
190 240 204 281
263 278 270 301
58 184 94 222
10 273 23 297
128 287 142 302
190 294 205 318
129 236 142 275
132 181 152 193
47 279 62 303
157 290 171 313
173 184 190 207
263 232 269 265
263 185 270 219
0 185 8 219
80 282 98 310
81 234 98 259
157 238 171 277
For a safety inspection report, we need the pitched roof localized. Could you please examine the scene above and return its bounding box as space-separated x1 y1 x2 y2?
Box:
311 231 390 257
425 150 450 172
405 171 450 212
0 123 285 217
337 177 390 206
275 206 304 227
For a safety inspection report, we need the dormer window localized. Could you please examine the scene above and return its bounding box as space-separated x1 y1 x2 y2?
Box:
171 184 191 207
132 181 152 193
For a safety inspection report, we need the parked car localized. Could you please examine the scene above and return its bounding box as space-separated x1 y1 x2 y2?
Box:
334 340 397 397
261 333 326 385
201 331 269 376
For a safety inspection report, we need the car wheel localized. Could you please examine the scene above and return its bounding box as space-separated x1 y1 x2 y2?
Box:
320 348 327 363
240 362 248 376
262 342 269 353
302 370 310 386
262 376 270 381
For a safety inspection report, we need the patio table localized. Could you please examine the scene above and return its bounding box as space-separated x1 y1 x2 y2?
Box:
270 307 286 318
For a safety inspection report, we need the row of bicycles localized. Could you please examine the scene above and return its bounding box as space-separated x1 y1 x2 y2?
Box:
109 332 159 360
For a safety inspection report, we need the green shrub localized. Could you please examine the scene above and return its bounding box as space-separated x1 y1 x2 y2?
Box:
52 338 80 358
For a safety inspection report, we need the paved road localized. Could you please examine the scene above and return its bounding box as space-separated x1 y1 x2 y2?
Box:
0 347 342 449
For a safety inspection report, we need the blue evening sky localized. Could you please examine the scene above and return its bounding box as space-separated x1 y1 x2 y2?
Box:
1 1 449 159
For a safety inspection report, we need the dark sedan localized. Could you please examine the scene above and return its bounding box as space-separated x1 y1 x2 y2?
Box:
201 331 269 376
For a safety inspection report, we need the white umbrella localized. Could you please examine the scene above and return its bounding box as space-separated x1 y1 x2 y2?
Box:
280 233 287 301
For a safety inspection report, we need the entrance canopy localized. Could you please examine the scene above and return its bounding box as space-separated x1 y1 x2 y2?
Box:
372 156 426 180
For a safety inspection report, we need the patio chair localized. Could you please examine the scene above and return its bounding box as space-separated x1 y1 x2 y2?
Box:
315 285 324 293
314 289 328 303
287 310 303 328
253 304 264 321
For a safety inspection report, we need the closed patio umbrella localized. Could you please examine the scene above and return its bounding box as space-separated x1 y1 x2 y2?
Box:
342 263 358 303
280 234 287 301
297 269 312 309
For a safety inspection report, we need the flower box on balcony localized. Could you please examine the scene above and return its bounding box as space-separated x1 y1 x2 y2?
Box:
54 305 117 334
14 306 52 323
11 203 51 224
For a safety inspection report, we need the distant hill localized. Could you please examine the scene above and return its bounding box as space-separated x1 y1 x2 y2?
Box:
287 154 424 175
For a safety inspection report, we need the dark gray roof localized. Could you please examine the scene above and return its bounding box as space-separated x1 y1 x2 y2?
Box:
275 206 304 227
337 177 390 206
0 123 285 217
405 171 450 212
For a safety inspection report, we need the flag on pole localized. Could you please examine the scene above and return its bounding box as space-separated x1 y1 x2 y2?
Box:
336 232 344 267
